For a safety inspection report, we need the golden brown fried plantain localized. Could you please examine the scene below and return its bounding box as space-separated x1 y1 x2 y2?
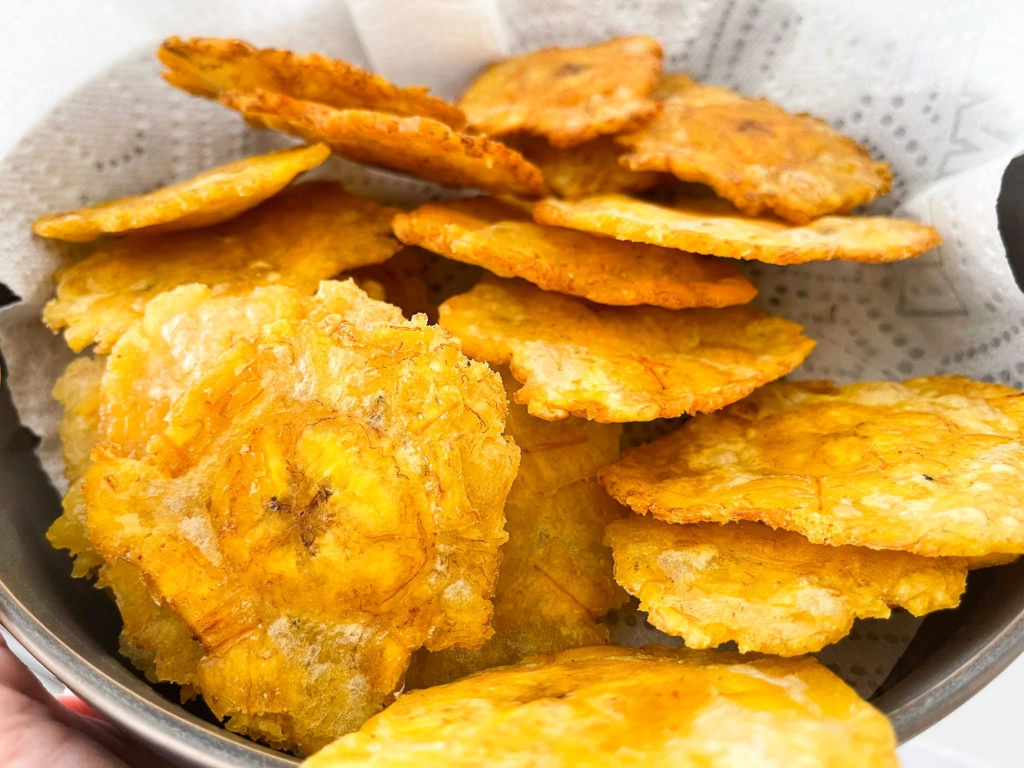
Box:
54 283 405 700
84 281 518 754
406 370 627 688
392 197 756 309
616 75 891 223
219 89 547 198
303 645 899 768
158 36 465 127
458 36 663 147
438 276 814 422
605 517 966 655
32 143 330 242
533 192 941 264
43 182 403 353
599 377 1024 558
97 558 204 698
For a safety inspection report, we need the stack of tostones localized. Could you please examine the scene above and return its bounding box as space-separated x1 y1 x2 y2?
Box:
33 29 1024 766
594 377 1024 654
34 133 525 750
417 39 937 437
451 36 937 261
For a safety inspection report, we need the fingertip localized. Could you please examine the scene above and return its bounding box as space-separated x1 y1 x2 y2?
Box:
56 692 101 719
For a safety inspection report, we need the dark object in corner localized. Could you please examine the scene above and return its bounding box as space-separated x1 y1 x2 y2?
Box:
997 153 1024 293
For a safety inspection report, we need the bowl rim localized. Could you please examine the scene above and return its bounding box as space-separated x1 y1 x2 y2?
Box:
0 583 300 768
876 563 1024 741
5 557 1024 759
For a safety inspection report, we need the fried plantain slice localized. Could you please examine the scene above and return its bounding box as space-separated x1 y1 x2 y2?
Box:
48 356 107 577
438 277 814 422
303 645 899 768
53 283 405 695
49 353 205 694
97 281 402 452
599 377 1024 558
458 36 663 148
616 75 892 223
966 553 1021 569
85 281 519 753
219 89 547 198
43 181 403 353
505 134 665 200
32 143 330 243
533 193 941 265
392 197 756 309
97 558 204 699
52 356 105 485
158 36 465 128
406 370 627 688
605 517 967 655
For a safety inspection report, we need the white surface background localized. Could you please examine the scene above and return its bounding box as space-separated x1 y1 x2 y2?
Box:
0 1 1021 766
